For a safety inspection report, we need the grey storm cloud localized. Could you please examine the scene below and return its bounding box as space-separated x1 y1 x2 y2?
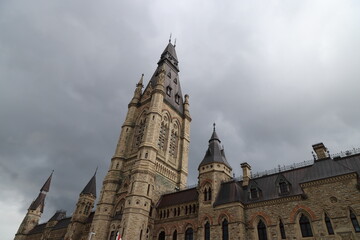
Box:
1 1 360 239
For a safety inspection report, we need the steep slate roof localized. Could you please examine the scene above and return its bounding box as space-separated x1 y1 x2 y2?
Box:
81 172 97 197
49 210 66 222
198 128 232 169
40 171 53 192
52 217 71 230
144 42 184 114
29 193 46 212
214 154 360 207
157 187 198 208
28 223 46 235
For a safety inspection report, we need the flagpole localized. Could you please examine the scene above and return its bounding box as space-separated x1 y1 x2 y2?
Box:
88 232 95 240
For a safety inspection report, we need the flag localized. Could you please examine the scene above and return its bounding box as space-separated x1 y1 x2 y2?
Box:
116 232 122 240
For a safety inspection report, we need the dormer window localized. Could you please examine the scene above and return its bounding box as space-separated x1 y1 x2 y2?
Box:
166 86 172 96
175 94 180 104
250 187 259 199
279 181 289 194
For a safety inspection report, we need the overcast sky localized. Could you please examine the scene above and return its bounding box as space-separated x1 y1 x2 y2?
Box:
1 0 360 239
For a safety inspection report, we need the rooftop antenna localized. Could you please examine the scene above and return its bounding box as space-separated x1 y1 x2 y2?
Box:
169 33 172 43
174 38 177 48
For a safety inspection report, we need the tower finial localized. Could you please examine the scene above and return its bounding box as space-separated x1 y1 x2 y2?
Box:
174 38 177 48
213 123 216 132
94 166 98 176
169 33 172 43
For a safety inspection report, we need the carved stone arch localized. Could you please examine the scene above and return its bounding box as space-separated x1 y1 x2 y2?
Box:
249 212 272 228
201 214 214 225
289 205 316 223
218 212 231 225
112 198 125 218
200 179 212 188
133 109 148 149
182 222 194 233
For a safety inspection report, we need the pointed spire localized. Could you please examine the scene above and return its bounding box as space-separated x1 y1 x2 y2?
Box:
81 170 97 197
137 74 144 86
169 33 172 43
29 171 53 212
199 125 232 170
40 170 53 192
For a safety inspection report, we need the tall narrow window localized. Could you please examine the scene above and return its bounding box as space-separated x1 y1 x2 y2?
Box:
204 222 210 240
134 118 146 148
185 228 193 240
279 220 286 239
208 188 212 201
140 230 143 240
158 231 165 240
158 120 168 152
350 211 360 232
222 219 229 240
257 220 268 240
299 214 313 237
169 128 178 158
325 214 334 235
204 189 208 201
173 230 177 240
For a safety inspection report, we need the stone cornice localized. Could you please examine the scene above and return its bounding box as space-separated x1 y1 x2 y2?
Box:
300 173 357 188
246 195 303 209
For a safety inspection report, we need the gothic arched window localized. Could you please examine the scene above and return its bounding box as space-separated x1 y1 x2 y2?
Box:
173 230 177 240
158 231 165 240
185 228 193 240
299 214 313 237
279 181 289 194
257 220 268 240
222 219 229 240
134 117 146 148
169 123 179 158
350 210 360 232
204 222 210 240
204 188 208 201
158 116 169 152
279 220 286 239
325 214 334 235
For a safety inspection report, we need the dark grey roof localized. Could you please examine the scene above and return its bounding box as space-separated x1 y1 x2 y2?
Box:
198 129 232 169
143 42 184 115
49 210 66 222
29 193 46 212
214 154 360 207
81 173 96 197
157 187 198 208
28 223 46 235
40 171 53 192
52 217 71 230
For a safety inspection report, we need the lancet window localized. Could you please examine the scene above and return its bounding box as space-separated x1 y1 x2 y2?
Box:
169 123 179 158
158 115 169 152
133 117 146 148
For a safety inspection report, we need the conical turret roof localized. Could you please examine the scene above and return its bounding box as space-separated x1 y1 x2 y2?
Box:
199 126 232 170
81 171 97 197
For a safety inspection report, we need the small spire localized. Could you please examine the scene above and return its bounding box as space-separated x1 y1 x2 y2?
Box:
213 123 216 132
174 38 177 48
40 170 54 193
137 74 144 86
169 33 172 43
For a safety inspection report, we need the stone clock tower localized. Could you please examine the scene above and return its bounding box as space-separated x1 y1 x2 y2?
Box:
90 41 191 240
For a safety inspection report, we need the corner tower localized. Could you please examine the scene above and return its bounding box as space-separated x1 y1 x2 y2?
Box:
64 171 96 240
15 172 53 240
90 41 191 240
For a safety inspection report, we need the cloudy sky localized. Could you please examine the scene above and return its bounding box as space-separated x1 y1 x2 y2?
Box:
1 0 360 239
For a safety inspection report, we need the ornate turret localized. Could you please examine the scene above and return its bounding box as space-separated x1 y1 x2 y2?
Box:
65 170 97 240
14 171 53 240
198 125 232 207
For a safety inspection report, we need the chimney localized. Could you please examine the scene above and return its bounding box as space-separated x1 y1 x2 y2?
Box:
312 143 329 160
241 162 251 187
